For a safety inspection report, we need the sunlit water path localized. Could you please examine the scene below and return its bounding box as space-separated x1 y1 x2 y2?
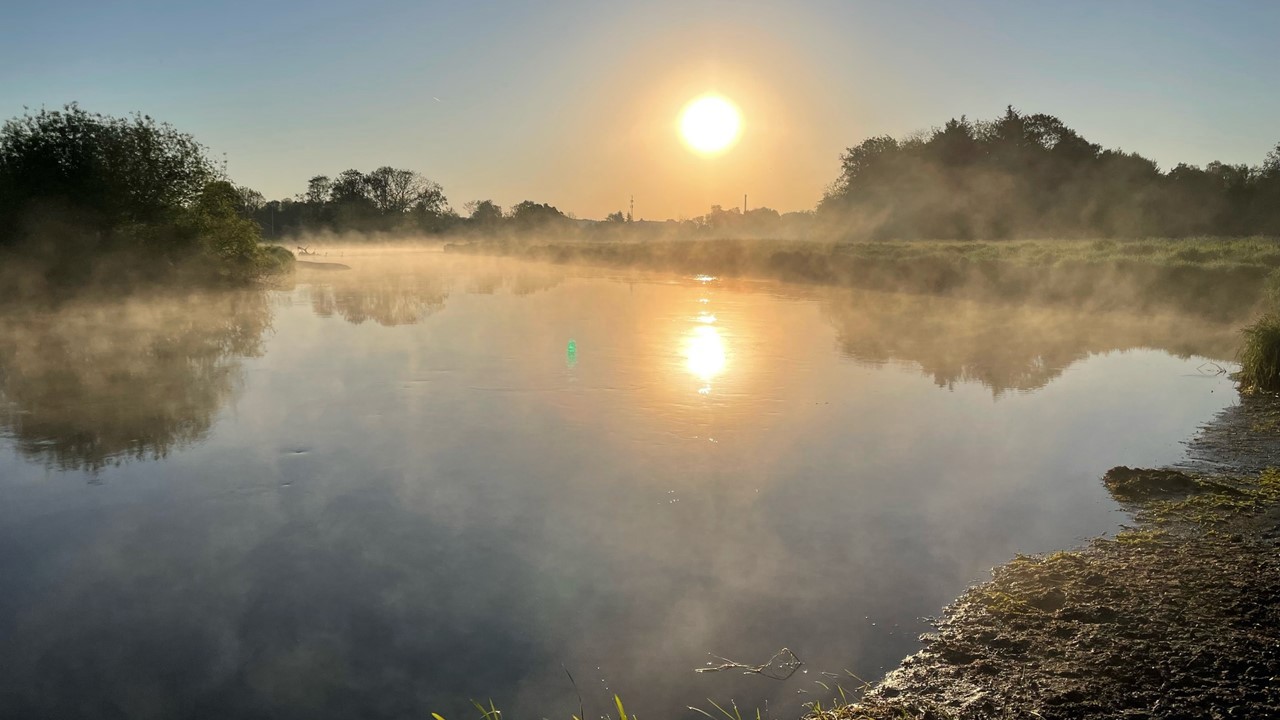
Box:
0 250 1241 719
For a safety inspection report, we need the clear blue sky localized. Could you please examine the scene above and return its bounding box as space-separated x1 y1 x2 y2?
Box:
2 0 1278 219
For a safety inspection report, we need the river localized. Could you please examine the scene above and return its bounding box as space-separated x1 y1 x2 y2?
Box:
0 248 1242 720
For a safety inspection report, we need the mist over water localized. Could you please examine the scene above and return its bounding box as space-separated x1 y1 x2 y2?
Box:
0 248 1241 720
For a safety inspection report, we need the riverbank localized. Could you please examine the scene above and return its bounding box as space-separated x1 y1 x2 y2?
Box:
816 395 1280 720
445 237 1276 319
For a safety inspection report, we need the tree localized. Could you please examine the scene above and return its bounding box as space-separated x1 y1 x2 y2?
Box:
365 166 446 215
509 201 568 229
827 135 900 201
929 116 981 167
329 169 371 204
605 211 626 223
303 175 332 205
0 104 288 290
466 199 503 225
1263 143 1280 179
235 185 265 217
188 180 266 271
0 103 216 246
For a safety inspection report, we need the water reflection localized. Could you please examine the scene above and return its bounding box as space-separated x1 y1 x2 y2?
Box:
820 288 1243 395
685 325 727 390
309 278 448 326
0 253 1248 720
302 250 562 326
0 291 271 471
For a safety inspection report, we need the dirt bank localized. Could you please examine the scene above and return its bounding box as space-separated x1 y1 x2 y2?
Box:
816 396 1280 720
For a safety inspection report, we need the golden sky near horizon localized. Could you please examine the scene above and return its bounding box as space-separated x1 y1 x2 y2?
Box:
483 23 844 221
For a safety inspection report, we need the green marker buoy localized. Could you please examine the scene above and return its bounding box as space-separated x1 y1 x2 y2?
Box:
566 339 578 368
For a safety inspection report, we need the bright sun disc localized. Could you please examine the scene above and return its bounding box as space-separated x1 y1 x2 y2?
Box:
679 95 741 155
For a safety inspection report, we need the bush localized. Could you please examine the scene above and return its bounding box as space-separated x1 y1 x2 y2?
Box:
259 244 296 274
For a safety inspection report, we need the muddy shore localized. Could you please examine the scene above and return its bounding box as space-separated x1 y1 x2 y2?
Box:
815 395 1280 720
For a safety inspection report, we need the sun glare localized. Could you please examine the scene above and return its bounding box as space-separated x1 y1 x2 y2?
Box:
686 324 727 384
679 95 742 155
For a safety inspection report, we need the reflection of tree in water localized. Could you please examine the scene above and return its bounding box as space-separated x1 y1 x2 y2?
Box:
821 290 1243 396
304 260 562 326
309 278 449 326
0 291 272 471
464 267 563 297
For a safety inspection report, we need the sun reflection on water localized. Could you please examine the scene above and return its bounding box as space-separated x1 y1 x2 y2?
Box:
686 324 726 393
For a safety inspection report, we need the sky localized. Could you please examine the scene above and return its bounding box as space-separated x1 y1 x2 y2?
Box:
2 0 1279 220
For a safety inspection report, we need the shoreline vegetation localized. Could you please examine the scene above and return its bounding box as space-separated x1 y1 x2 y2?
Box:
443 236 1278 319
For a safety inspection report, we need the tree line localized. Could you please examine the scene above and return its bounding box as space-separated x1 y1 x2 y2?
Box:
261 106 1280 241
252 179 810 240
5 102 1280 296
817 106 1280 239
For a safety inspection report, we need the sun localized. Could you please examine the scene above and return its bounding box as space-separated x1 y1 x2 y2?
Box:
679 95 742 155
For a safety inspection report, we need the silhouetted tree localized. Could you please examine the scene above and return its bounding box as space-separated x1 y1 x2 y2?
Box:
366 166 445 215
508 200 568 230
260 167 451 235
466 199 503 227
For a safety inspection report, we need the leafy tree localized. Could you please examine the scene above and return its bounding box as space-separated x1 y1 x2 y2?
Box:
329 169 372 205
466 199 503 226
0 104 281 288
189 181 268 272
269 166 450 234
303 175 332 205
508 200 567 229
366 166 446 215
0 104 215 246
235 185 266 217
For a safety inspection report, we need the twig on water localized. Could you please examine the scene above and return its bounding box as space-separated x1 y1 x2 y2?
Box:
1197 361 1228 376
694 648 802 680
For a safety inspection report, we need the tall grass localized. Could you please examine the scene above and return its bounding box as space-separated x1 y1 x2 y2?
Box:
1237 313 1280 393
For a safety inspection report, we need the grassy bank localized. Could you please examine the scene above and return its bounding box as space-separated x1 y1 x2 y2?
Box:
813 398 1280 720
446 236 1279 318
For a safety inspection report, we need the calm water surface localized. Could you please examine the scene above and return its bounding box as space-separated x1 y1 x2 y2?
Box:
0 249 1242 719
